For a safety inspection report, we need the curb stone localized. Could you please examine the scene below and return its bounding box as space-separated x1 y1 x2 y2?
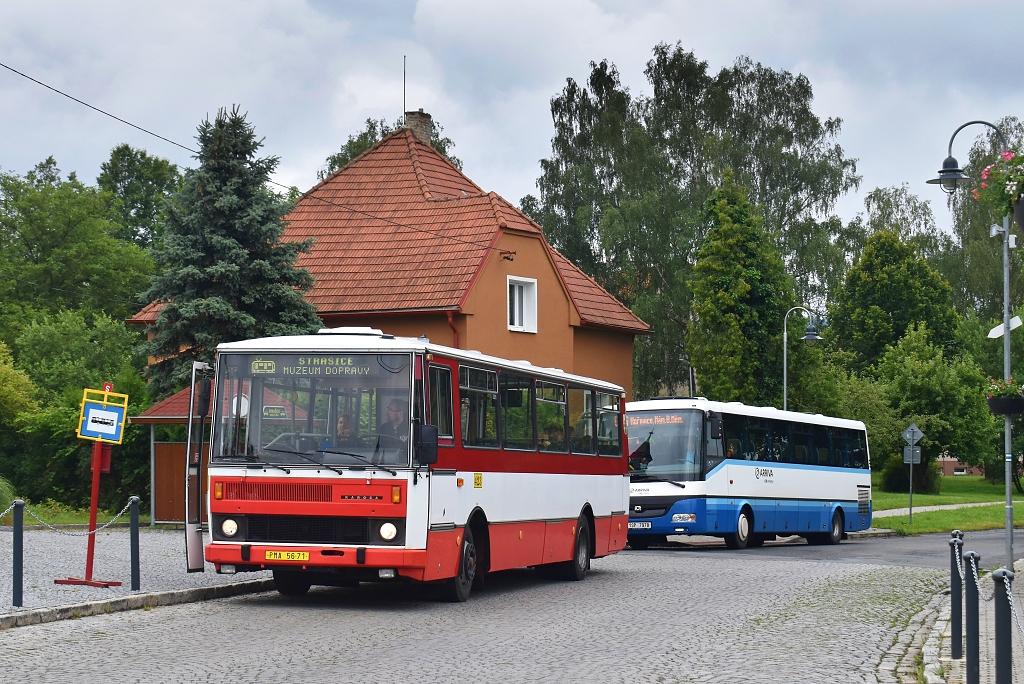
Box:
0 578 275 631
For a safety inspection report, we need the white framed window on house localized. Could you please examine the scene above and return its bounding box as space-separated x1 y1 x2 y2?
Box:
507 276 537 333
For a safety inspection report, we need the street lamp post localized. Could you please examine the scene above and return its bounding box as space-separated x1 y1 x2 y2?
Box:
928 120 1015 570
783 306 821 412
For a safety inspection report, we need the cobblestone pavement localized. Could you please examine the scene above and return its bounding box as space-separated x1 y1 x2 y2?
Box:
0 543 944 683
0 526 269 612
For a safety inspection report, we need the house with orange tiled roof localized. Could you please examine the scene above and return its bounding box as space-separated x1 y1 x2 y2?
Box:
132 109 648 398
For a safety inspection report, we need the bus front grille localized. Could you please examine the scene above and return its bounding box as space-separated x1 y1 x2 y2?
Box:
241 515 405 545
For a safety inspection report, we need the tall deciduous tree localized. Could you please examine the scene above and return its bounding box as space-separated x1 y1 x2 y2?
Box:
97 143 181 248
0 157 152 344
145 107 321 396
829 231 959 371
687 175 795 405
319 116 461 180
875 324 995 492
523 44 859 393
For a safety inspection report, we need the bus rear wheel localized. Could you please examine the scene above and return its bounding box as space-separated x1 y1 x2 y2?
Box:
273 569 311 597
555 516 591 581
807 510 843 546
724 509 752 550
442 527 477 602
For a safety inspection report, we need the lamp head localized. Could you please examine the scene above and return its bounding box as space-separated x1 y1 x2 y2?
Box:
801 321 822 345
926 155 970 194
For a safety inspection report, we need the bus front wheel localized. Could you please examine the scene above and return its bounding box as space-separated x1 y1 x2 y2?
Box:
442 526 478 602
724 509 752 550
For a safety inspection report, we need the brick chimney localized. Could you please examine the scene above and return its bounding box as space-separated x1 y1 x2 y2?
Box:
404 109 432 145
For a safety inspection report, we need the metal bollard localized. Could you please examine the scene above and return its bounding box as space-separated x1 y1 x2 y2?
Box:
964 551 981 684
129 496 140 592
950 533 964 660
13 500 24 608
993 568 1014 684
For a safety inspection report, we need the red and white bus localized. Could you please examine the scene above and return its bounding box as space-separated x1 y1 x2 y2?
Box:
184 327 629 601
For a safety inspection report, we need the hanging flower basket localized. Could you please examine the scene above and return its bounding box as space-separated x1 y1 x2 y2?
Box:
988 395 1024 415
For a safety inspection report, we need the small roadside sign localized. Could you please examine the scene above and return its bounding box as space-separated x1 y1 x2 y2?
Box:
76 387 129 444
902 423 924 446
903 446 921 465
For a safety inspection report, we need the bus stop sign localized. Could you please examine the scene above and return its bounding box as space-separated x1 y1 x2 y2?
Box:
76 387 129 444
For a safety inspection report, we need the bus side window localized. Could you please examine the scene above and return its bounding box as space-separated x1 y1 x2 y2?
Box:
851 430 868 469
568 387 595 454
596 392 621 456
791 427 813 465
813 425 830 465
746 419 769 461
428 365 454 439
459 366 498 448
721 414 741 460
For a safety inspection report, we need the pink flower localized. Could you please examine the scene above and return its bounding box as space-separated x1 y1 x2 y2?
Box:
972 188 981 201
1002 150 1016 161
982 165 992 180
981 181 989 189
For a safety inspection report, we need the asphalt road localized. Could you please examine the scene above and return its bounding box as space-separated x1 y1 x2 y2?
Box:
0 532 960 683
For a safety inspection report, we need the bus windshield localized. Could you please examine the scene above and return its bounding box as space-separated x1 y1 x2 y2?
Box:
211 352 414 468
625 409 703 482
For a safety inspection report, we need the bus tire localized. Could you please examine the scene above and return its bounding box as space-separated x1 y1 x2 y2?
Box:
442 526 478 603
273 569 311 597
557 516 592 581
724 508 752 550
747 533 765 548
824 510 843 545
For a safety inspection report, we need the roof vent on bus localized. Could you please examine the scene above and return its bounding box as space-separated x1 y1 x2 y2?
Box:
317 327 385 336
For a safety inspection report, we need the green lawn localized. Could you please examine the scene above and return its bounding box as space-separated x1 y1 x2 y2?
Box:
872 473 1021 511
879 503 1024 536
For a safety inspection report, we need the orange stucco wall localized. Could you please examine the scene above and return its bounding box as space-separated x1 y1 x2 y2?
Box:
461 232 575 372
571 325 636 399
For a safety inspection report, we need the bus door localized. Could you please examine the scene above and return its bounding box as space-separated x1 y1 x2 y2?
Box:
184 361 213 572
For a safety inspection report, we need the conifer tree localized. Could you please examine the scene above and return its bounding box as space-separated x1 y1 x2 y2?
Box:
687 174 795 404
145 107 321 396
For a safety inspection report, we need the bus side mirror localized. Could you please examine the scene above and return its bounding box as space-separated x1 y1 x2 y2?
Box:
197 378 212 419
414 423 438 465
709 412 722 439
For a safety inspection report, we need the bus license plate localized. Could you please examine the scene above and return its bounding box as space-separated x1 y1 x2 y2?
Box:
628 522 652 529
264 550 309 561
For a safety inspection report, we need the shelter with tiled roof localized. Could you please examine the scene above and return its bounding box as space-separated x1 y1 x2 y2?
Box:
131 109 647 397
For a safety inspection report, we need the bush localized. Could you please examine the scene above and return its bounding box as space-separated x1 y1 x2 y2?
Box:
881 457 941 494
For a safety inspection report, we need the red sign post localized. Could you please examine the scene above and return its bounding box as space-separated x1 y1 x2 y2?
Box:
55 382 124 588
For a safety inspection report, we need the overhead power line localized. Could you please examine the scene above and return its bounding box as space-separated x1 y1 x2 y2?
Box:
0 60 514 258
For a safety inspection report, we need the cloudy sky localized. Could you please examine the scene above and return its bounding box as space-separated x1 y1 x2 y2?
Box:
2 0 1022 229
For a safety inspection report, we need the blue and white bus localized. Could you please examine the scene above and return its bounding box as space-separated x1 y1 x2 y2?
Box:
625 398 872 549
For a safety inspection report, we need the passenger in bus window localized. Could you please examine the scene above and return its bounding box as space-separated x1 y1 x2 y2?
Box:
379 399 409 441
336 414 357 445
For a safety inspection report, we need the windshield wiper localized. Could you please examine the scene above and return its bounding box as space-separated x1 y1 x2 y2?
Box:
319 447 397 477
219 453 291 474
630 473 688 490
262 447 346 476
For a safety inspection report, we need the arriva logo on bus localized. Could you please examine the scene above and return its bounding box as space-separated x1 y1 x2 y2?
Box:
754 467 774 480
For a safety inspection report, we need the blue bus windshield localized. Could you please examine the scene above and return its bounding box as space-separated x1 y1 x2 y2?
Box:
625 409 703 481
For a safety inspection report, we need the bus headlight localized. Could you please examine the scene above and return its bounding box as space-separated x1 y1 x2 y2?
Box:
221 518 239 537
379 522 398 541
672 513 696 523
